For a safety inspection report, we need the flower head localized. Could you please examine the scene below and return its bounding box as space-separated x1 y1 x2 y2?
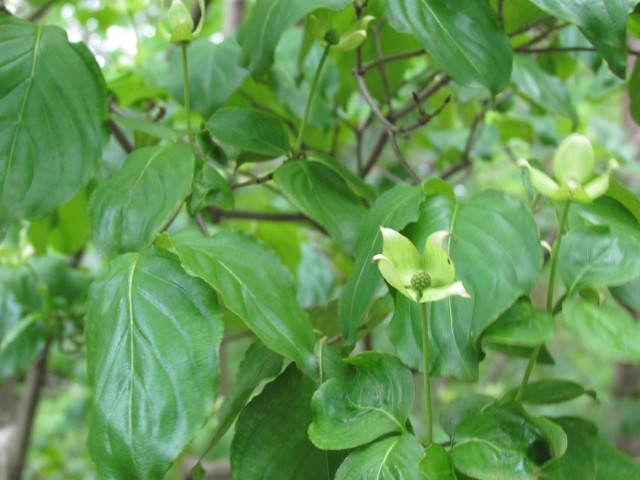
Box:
372 227 471 303
159 0 205 43
306 10 375 51
517 134 618 203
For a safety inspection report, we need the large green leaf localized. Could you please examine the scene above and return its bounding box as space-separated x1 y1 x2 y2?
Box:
0 14 106 234
207 107 290 157
236 0 351 76
563 299 640 363
309 352 414 450
335 433 424 480
558 225 640 294
339 184 426 346
204 341 283 452
88 144 194 258
382 0 512 95
161 230 317 375
566 196 640 241
85 248 223 479
502 379 595 405
405 190 542 380
611 277 640 312
274 160 367 252
511 55 578 125
451 404 566 479
167 37 247 118
481 299 555 350
419 444 457 480
527 0 637 78
540 416 640 479
231 365 340 479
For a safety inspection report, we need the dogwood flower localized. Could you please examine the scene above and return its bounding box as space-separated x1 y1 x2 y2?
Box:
517 134 618 203
159 0 205 43
306 10 375 51
372 227 471 303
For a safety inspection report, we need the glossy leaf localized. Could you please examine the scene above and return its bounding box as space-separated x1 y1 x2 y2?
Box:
0 14 106 234
566 196 640 241
274 160 367 252
207 107 289 157
451 404 566 479
382 0 512 95
335 433 424 480
511 55 578 125
408 191 542 380
419 444 457 480
231 365 339 479
85 248 224 479
89 144 194 258
161 230 317 375
339 184 426 346
563 299 640 363
502 379 595 404
168 37 247 118
527 0 636 78
540 416 640 479
309 352 414 449
481 300 555 349
236 0 351 76
558 225 640 294
606 178 640 223
440 395 495 438
205 341 283 452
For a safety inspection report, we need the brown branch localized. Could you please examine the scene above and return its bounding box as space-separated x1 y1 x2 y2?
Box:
359 49 426 73
7 339 51 480
513 22 568 51
360 131 389 178
194 214 210 237
389 74 451 121
107 118 134 154
508 15 554 38
206 206 327 233
27 0 56 22
516 46 640 56
372 19 394 111
497 0 505 30
231 173 274 189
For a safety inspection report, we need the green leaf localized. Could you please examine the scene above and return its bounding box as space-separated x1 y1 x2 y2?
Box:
540 416 640 479
206 341 283 451
274 160 367 252
606 178 640 223
611 277 640 312
558 225 640 294
567 196 640 241
451 404 566 479
440 395 495 438
309 352 414 449
207 107 290 157
88 144 195 258
502 379 595 404
28 189 91 255
186 162 234 216
339 184 426 346
162 229 317 375
111 114 177 142
563 299 640 363
167 37 248 118
382 0 512 95
335 433 424 480
481 300 555 349
231 365 340 480
419 444 457 480
511 55 578 126
236 0 351 76
307 151 378 204
527 0 637 78
85 248 224 479
0 14 106 234
408 191 542 380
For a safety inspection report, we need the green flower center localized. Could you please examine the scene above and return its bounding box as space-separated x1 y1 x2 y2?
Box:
411 270 431 291
324 29 341 46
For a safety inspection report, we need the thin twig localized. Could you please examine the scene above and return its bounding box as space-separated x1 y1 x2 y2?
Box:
516 46 640 56
107 119 134 153
372 19 394 111
513 22 568 50
359 49 426 72
194 214 210 237
7 339 51 480
508 15 554 37
206 206 327 233
27 0 55 21
360 131 389 178
389 74 451 121
231 173 274 189
497 0 505 30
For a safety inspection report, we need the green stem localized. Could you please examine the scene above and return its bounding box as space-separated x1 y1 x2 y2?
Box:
292 46 331 159
421 302 433 445
181 41 195 155
516 200 571 401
